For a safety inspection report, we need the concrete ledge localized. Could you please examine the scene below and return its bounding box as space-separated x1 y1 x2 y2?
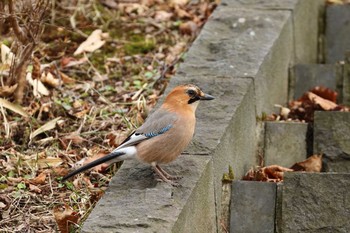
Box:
281 172 350 232
82 155 215 233
264 121 308 167
82 0 325 232
314 111 350 172
230 181 277 233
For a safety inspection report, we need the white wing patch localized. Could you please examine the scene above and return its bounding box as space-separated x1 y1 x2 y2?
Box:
115 133 148 150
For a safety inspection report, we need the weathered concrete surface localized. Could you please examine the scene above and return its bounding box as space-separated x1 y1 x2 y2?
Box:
223 0 325 63
343 53 350 105
168 76 257 229
275 183 283 233
326 5 350 64
264 122 308 167
82 0 327 232
291 64 337 99
178 6 293 114
230 181 277 233
82 155 215 233
314 111 350 172
281 173 350 233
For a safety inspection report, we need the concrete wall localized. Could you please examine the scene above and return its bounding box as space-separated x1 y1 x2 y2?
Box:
82 0 325 232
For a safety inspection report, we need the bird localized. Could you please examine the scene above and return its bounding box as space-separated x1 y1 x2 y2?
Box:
62 84 214 186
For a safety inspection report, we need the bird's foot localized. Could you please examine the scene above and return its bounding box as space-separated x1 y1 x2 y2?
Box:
155 177 179 187
153 165 181 186
155 165 182 180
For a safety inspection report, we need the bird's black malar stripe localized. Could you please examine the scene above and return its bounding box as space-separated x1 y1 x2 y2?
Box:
188 96 200 104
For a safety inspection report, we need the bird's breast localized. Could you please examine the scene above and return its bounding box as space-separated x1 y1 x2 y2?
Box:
136 116 195 164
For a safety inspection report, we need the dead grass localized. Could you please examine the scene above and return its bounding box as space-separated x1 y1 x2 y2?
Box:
0 0 217 232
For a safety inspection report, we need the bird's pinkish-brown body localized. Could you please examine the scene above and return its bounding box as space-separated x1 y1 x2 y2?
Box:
62 84 214 185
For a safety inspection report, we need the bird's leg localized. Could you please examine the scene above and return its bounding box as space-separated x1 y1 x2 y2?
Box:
156 165 182 180
152 164 179 186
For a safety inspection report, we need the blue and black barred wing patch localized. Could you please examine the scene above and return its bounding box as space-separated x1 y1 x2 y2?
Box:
144 124 172 138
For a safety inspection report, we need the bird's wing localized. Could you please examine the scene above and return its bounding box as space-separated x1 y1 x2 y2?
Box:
115 108 178 150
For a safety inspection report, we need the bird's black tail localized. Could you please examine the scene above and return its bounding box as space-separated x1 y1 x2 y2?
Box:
61 151 125 182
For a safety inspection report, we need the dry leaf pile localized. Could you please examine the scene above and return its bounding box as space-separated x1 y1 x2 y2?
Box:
243 154 323 182
0 0 217 232
268 86 349 122
326 0 350 4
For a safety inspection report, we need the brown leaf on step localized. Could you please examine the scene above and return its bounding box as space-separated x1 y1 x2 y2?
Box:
326 0 345 5
29 172 47 185
309 86 337 103
290 154 322 172
0 84 17 97
53 205 80 233
243 165 293 182
306 92 338 111
263 165 293 181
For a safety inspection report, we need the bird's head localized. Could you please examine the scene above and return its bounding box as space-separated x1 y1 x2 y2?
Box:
163 84 214 111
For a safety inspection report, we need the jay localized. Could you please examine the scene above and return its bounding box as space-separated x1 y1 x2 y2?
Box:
62 84 214 185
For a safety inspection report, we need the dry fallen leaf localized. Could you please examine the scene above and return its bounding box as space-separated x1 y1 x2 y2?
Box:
26 72 50 97
60 56 88 68
36 157 63 169
309 86 338 103
290 154 322 172
29 183 42 193
29 172 47 185
52 167 69 177
179 21 198 36
243 165 294 182
326 0 345 4
0 98 29 117
59 71 76 84
0 84 18 97
306 92 338 111
74 29 109 55
154 11 173 22
53 205 80 233
30 117 61 141
170 0 189 6
73 151 109 174
41 71 60 88
1 43 15 66
62 133 85 146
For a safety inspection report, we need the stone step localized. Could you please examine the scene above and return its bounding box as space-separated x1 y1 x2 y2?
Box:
230 181 277 233
290 62 350 105
264 121 309 167
313 111 350 172
281 172 350 232
326 5 350 64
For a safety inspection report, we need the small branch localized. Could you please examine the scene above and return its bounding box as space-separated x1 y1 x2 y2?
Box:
8 0 28 44
0 1 5 34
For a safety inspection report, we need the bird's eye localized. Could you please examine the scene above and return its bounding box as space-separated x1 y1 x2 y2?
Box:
187 89 196 96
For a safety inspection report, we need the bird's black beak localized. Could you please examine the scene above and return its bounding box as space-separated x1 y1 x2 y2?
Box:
200 93 215 101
